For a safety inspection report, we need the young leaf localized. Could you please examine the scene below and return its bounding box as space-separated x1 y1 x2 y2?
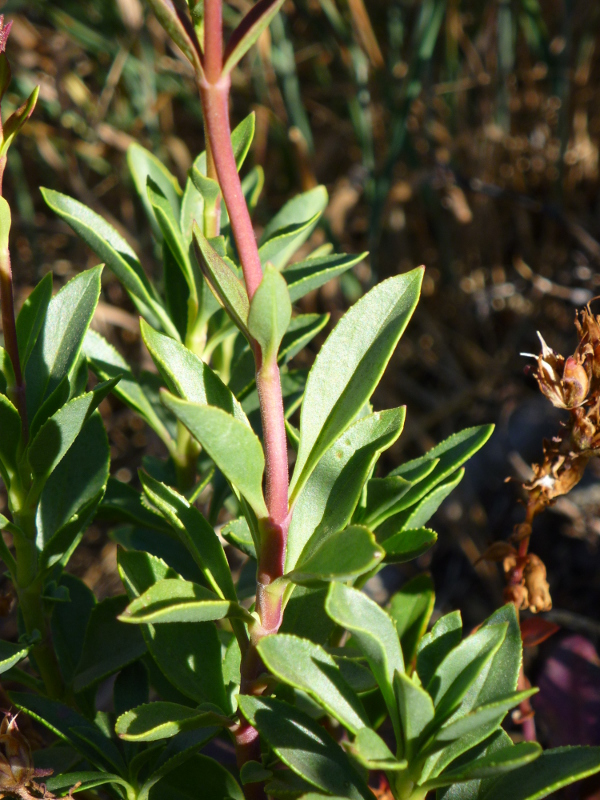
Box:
120 579 251 624
193 224 250 337
377 470 464 536
229 312 329 399
247 264 292 362
386 425 494 519
428 624 508 722
290 269 423 501
140 319 247 423
25 264 103 418
139 471 237 601
238 695 373 800
147 178 197 303
223 0 287 75
283 252 367 303
116 702 220 742
28 379 118 486
417 611 463 690
257 634 369 734
161 394 268 518
325 583 404 740
0 86 39 156
72 595 146 692
16 272 52 368
258 186 328 270
287 525 384 584
433 688 538 743
388 574 435 666
286 407 406 572
394 671 435 759
128 141 183 232
143 0 203 77
359 475 412 529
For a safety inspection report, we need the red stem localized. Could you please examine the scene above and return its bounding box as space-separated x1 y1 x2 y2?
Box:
198 75 264 300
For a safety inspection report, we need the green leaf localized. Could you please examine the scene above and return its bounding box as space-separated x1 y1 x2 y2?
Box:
388 575 435 666
394 670 435 759
290 269 423 500
45 771 130 795
37 413 109 568
283 252 367 303
238 695 373 800
428 624 508 722
382 527 438 563
144 0 203 77
0 393 21 483
428 740 541 788
16 272 53 368
140 319 247 422
120 579 251 624
359 475 412 529
257 634 369 734
433 689 538 743
72 595 146 692
128 141 182 236
147 178 197 303
0 86 39 156
162 395 268 518
98 478 171 532
25 264 103 418
417 611 462 690
247 264 292 362
477 746 600 800
139 472 237 600
40 190 175 337
116 702 220 742
10 692 125 774
193 225 250 337
150 754 244 800
286 407 406 572
240 761 273 785
287 525 384 584
181 114 256 242
223 0 287 74
222 517 256 559
51 574 96 685
387 425 494 519
229 312 329 399
0 640 31 675
118 550 228 711
325 583 404 740
378 470 464 536
84 329 174 445
136 729 220 799
0 344 15 395
28 379 118 486
348 727 407 771
422 605 524 781
258 186 328 269
280 585 335 645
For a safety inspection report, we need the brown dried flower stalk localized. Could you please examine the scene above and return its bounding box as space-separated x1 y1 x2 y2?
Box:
498 302 600 613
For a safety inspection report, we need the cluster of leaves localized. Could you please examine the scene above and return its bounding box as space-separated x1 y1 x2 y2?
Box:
0 3 599 800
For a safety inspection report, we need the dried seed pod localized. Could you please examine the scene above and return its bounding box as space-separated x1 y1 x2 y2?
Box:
524 553 552 613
